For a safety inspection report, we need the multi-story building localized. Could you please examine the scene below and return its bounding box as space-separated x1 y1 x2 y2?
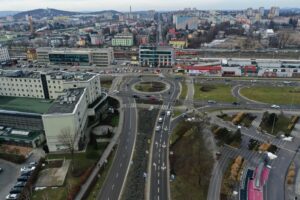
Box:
0 47 10 62
139 45 174 67
36 47 114 67
136 35 149 45
111 33 134 47
0 69 107 152
169 39 187 49
27 49 37 61
268 7 280 18
173 15 198 30
259 7 265 17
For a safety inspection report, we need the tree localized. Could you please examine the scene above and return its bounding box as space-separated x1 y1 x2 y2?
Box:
57 127 76 170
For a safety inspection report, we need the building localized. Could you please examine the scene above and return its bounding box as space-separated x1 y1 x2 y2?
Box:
0 69 107 152
268 7 280 18
112 33 134 47
27 49 37 61
169 39 187 49
136 35 149 45
90 34 104 46
0 47 10 62
139 45 174 67
36 47 114 67
173 15 198 30
259 7 265 17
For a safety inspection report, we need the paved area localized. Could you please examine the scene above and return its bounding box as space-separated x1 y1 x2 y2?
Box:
36 160 70 187
0 159 21 200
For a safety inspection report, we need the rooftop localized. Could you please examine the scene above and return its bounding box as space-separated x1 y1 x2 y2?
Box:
0 70 41 79
37 47 112 53
47 71 95 82
0 96 53 114
0 128 43 141
46 88 85 114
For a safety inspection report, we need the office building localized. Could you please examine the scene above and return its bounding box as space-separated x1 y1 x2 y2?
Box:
139 45 174 67
112 33 134 47
259 7 265 17
0 69 107 152
36 47 114 67
268 7 280 18
0 47 10 62
173 15 198 30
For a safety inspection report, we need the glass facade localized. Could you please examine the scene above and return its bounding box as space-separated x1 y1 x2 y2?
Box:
49 53 90 64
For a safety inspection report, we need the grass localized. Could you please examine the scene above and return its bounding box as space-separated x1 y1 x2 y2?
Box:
85 149 116 200
100 80 113 89
240 86 300 105
134 81 166 92
31 143 109 200
194 84 236 102
0 96 53 113
173 109 183 118
260 112 292 136
170 122 214 200
179 80 187 100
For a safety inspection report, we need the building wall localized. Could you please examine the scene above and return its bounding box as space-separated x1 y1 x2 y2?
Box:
0 47 10 62
0 76 45 98
42 89 88 152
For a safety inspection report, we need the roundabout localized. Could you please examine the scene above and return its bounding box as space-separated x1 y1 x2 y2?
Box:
132 80 170 94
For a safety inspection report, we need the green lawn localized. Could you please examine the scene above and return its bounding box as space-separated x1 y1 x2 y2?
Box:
194 84 236 102
179 80 187 100
0 96 53 113
134 81 166 92
240 86 300 105
100 80 113 89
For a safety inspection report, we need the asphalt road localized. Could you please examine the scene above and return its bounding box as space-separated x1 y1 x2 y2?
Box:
0 159 21 200
97 79 137 200
148 77 180 200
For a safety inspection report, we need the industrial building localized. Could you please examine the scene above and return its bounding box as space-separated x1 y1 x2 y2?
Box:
36 47 114 67
0 70 107 152
139 45 175 67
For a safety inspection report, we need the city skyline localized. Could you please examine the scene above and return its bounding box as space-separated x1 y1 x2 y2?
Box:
0 0 299 11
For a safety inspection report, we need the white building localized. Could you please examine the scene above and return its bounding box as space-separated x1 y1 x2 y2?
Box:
0 47 10 62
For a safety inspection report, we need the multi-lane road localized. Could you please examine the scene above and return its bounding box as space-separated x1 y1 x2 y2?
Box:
97 78 137 200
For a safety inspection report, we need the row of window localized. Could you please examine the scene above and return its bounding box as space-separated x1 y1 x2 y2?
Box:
1 78 41 83
0 93 44 98
1 83 42 88
0 88 43 93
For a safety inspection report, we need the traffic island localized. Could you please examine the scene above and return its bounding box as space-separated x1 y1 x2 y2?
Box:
132 81 169 94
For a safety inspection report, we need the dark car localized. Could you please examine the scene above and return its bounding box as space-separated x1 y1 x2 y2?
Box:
132 94 140 99
0 167 3 173
21 170 32 177
17 176 29 182
9 187 23 194
14 182 26 188
232 102 240 105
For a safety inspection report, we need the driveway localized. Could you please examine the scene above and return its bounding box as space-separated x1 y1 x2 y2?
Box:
0 159 21 200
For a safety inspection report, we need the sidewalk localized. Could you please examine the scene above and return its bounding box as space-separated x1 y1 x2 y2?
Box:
75 96 124 200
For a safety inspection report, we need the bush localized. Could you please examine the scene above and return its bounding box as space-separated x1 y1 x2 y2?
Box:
0 152 26 163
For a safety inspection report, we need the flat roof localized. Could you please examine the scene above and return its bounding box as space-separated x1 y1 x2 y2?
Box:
0 96 53 114
0 128 43 141
46 88 85 114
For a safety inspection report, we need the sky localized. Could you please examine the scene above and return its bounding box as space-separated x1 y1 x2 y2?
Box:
0 0 299 11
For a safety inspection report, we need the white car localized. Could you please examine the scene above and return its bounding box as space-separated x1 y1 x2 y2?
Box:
20 166 35 173
271 104 280 109
155 126 161 131
158 117 163 123
166 110 171 116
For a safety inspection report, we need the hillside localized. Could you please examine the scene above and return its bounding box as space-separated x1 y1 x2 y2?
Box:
13 8 80 19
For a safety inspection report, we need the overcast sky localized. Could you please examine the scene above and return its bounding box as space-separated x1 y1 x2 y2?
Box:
0 0 299 11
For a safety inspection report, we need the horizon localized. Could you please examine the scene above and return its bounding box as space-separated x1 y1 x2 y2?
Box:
0 0 299 12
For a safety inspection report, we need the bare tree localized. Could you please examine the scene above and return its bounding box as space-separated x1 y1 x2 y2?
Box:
277 32 293 49
57 127 76 169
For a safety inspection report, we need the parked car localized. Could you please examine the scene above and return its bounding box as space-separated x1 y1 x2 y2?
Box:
17 176 29 182
208 100 217 104
21 170 32 177
14 182 26 188
9 187 23 194
6 194 19 200
0 167 3 173
20 166 35 173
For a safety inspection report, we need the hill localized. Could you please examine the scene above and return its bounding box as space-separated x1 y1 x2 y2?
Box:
13 8 80 19
0 11 20 17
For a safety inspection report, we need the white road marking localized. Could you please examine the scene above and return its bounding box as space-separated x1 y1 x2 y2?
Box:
112 184 115 190
116 173 119 178
120 163 122 167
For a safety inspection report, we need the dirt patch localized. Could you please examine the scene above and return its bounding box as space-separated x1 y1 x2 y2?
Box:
0 144 32 157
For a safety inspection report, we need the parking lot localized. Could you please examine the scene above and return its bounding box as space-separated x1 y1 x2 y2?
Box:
0 159 21 200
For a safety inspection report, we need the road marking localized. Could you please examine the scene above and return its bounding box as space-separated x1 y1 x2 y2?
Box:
158 153 161 158
158 159 160 164
158 179 160 185
125 145 127 150
158 196 160 200
158 172 160 177
158 187 160 193
120 163 122 167
159 148 161 153
112 184 115 190
116 173 119 178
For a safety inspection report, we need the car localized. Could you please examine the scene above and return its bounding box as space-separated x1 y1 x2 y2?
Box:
164 127 168 132
6 194 19 200
29 162 38 167
20 166 35 173
9 187 23 194
17 176 29 182
166 110 171 116
271 104 280 109
0 167 3 173
158 117 163 123
155 126 161 131
232 102 240 105
161 111 165 116
14 182 26 188
132 94 140 99
208 100 217 104
21 170 32 177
